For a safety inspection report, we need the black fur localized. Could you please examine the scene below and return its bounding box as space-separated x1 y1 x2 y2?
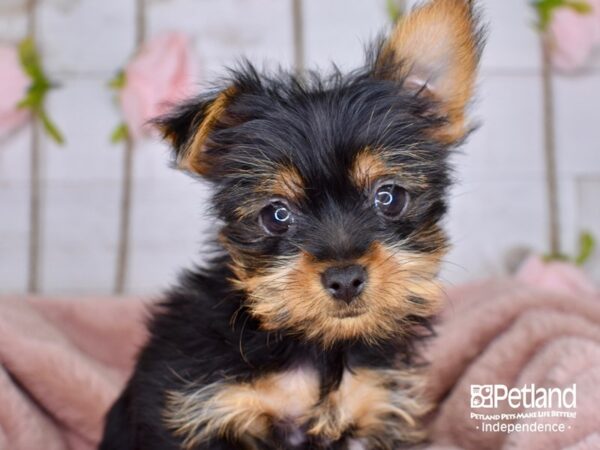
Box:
102 63 448 450
102 262 434 450
100 3 483 448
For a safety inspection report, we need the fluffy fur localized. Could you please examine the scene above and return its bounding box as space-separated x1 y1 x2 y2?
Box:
100 1 484 449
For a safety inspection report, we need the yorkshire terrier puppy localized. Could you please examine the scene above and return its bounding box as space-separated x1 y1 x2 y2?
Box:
100 1 483 449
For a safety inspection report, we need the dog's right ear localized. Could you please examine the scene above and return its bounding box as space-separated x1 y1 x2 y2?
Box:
155 86 239 175
372 0 484 143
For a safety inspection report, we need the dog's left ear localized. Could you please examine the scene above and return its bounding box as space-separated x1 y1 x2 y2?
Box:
155 86 241 176
373 0 484 143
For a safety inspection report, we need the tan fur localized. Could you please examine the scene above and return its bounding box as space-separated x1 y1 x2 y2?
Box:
236 241 445 347
178 86 237 174
229 165 305 219
231 165 305 219
164 367 320 449
270 165 304 201
309 368 430 445
164 367 429 448
351 150 390 190
378 0 480 142
351 147 437 191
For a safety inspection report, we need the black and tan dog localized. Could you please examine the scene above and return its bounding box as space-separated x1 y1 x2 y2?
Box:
100 1 484 448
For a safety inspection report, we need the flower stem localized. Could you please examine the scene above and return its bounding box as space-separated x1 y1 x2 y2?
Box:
292 0 305 75
541 34 562 257
115 135 134 294
26 0 41 293
28 115 42 293
114 0 146 294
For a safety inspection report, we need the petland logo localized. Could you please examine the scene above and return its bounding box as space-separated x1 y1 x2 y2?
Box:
471 384 577 409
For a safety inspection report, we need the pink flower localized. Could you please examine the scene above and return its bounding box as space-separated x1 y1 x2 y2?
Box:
0 45 30 138
120 32 197 139
549 0 600 72
517 255 597 296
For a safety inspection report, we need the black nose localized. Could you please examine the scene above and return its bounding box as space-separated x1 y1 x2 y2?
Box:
321 265 367 304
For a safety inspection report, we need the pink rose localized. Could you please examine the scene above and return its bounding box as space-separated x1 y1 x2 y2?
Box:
120 32 197 139
549 0 600 71
0 45 31 138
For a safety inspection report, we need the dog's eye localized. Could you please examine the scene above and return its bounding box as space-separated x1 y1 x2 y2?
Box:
260 202 294 235
374 183 409 219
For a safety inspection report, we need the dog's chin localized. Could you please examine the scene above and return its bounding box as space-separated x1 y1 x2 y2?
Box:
329 300 369 319
332 309 366 319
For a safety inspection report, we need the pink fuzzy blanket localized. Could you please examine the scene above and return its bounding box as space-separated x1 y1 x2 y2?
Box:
0 257 598 450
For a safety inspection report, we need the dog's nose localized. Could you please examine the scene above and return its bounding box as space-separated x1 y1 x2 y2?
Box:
321 265 367 304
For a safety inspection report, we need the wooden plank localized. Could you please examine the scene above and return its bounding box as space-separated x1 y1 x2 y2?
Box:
442 178 547 284
146 0 295 83
40 79 122 293
127 177 210 293
0 1 28 42
37 0 136 77
555 75 600 175
460 75 545 178
0 180 30 293
303 0 389 71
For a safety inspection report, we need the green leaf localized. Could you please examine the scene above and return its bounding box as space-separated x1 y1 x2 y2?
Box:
16 92 38 109
575 231 596 266
110 123 129 144
532 0 560 30
109 70 127 90
16 37 65 144
532 0 593 30
386 0 402 23
18 37 48 84
18 37 39 79
566 1 593 14
38 108 65 145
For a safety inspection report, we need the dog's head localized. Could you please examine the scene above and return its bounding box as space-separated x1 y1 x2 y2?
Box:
158 0 483 346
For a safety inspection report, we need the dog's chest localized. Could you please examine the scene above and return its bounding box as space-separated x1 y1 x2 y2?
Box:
234 365 388 447
165 364 419 449
256 365 321 420
289 366 405 440
252 365 384 414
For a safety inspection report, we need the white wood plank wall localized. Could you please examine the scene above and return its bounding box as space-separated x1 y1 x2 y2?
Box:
0 0 599 295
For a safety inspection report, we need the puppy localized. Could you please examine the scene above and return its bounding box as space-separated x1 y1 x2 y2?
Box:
100 1 483 449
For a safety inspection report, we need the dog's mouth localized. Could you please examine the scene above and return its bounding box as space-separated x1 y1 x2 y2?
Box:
331 303 368 319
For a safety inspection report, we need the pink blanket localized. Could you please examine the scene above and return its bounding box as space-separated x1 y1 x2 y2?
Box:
0 296 149 450
1 257 598 450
